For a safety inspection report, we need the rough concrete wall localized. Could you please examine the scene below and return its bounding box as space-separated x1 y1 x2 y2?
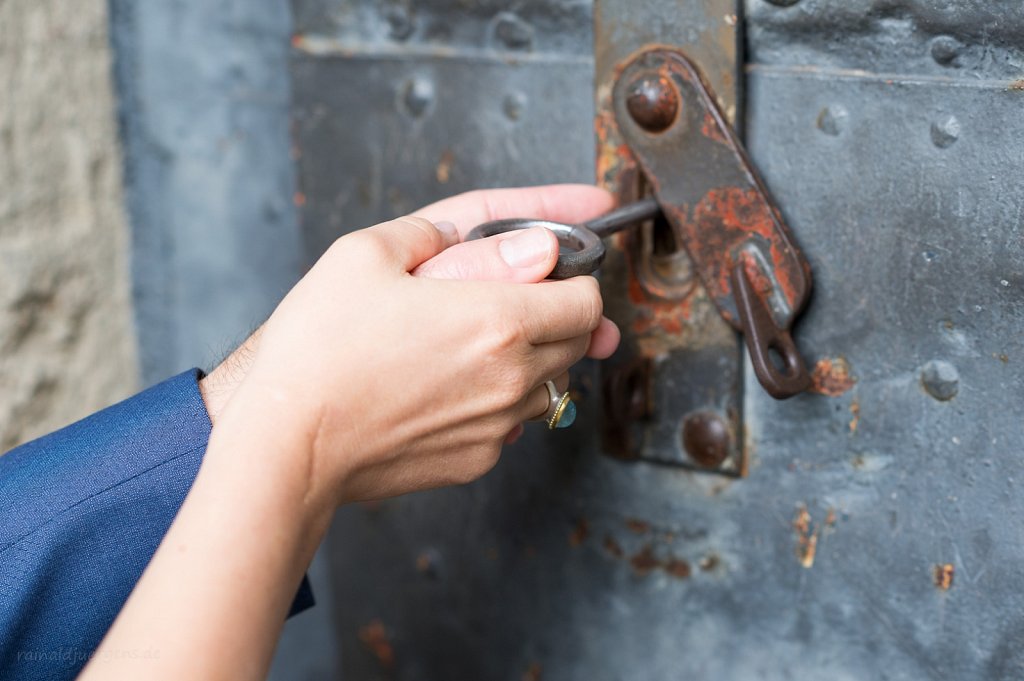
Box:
0 0 139 450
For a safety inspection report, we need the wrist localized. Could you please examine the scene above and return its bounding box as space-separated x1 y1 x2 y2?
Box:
206 372 338 528
198 328 262 424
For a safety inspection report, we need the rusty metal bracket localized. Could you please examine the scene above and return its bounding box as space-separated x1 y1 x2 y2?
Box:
612 47 813 399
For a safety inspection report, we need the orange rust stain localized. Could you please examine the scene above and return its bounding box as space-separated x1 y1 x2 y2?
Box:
625 518 652 534
603 535 624 559
522 662 543 681
435 149 454 184
358 619 395 669
810 357 856 396
688 187 805 313
594 109 633 187
569 518 590 548
933 563 955 590
1008 79 1024 91
626 269 694 340
793 504 820 569
664 557 692 579
849 398 861 433
292 191 306 207
700 111 728 146
629 545 659 576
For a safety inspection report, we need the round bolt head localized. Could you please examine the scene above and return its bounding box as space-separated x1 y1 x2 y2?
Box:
682 412 731 467
626 75 679 134
921 360 959 401
931 115 961 149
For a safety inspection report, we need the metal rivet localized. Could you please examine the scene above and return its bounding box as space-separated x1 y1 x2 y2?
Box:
921 360 959 401
682 412 730 467
401 78 434 117
930 36 963 66
626 75 679 134
493 12 533 50
502 93 526 121
816 105 847 136
931 115 961 148
385 6 415 41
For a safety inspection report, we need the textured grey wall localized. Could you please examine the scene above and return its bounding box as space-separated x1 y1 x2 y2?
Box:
109 0 304 385
0 0 138 450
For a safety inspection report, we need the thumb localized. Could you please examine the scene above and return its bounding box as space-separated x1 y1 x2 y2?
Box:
412 226 558 283
362 216 460 272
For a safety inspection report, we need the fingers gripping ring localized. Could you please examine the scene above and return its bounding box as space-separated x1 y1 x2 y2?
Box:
466 219 606 279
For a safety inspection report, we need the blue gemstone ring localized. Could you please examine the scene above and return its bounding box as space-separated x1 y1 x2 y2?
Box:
542 381 577 430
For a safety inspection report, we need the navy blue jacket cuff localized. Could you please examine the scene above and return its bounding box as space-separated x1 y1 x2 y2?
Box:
0 369 314 680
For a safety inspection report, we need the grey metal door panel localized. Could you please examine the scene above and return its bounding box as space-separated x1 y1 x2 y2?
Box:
290 1 1024 678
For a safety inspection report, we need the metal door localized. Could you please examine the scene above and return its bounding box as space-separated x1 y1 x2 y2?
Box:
290 2 1024 678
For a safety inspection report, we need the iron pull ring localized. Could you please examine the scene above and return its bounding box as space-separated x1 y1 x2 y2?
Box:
466 197 661 280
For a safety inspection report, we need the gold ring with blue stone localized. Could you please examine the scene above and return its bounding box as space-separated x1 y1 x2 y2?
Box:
543 380 576 430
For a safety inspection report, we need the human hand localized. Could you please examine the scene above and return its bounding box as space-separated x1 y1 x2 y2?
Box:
208 185 619 510
200 185 621 429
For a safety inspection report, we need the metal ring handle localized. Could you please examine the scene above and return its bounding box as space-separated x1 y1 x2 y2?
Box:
466 219 605 280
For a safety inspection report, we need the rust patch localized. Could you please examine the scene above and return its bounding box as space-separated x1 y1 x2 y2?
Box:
603 535 624 559
1008 79 1024 91
569 518 590 547
435 149 454 184
810 357 856 396
625 518 651 535
358 619 395 670
664 557 692 579
292 191 306 207
629 545 659 576
665 186 808 324
849 398 861 433
522 662 543 681
700 111 728 146
793 504 820 569
933 563 955 590
594 108 634 191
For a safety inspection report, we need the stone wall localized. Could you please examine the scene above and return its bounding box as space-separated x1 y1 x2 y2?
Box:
0 0 138 450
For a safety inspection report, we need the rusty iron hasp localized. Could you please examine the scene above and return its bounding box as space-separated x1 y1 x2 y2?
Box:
612 48 813 399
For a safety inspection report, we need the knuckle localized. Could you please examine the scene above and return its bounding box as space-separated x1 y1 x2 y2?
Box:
577 278 604 330
394 215 443 246
345 230 391 263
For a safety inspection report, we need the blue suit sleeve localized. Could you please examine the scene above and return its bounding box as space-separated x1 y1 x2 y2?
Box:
0 369 314 681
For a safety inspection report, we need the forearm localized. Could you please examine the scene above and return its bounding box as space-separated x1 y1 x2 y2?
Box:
80 381 331 680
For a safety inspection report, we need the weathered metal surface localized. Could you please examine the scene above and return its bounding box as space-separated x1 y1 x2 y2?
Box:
613 48 812 398
594 0 743 470
288 0 1024 679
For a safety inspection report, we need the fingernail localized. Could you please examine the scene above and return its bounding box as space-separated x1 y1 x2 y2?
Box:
434 220 459 248
499 227 552 268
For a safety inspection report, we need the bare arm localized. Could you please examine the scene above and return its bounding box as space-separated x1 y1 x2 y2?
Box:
79 185 619 680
